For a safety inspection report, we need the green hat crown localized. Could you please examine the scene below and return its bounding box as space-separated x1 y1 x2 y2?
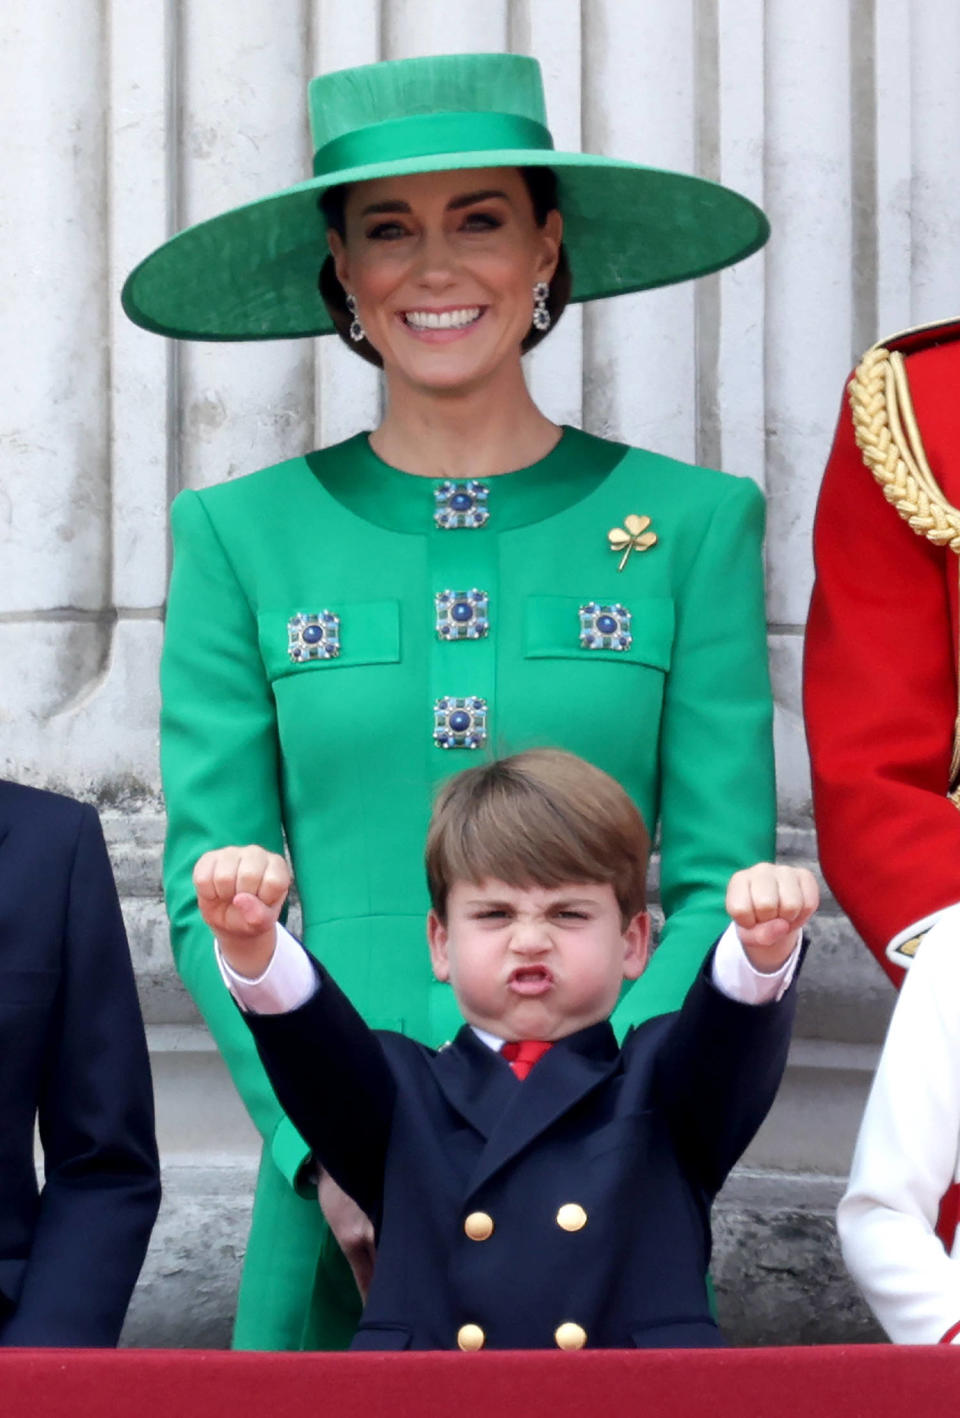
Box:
309 54 552 178
121 51 771 343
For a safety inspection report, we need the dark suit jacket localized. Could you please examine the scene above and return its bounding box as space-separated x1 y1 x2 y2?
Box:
246 944 798 1351
0 781 161 1346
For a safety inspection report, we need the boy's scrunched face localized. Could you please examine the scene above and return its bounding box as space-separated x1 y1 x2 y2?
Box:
427 878 649 1042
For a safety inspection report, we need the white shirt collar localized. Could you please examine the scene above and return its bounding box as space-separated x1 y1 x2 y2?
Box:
470 1025 505 1053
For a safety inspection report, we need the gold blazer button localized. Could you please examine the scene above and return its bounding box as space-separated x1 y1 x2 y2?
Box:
457 1323 486 1351
556 1203 587 1232
554 1321 587 1350
463 1211 494 1241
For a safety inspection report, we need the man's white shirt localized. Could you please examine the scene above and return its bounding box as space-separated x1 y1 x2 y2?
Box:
839 904 960 1344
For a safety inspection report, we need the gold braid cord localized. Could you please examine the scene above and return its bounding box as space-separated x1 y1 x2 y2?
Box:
849 344 960 552
848 344 960 798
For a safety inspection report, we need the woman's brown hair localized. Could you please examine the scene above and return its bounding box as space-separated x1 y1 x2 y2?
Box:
318 167 571 367
425 749 650 925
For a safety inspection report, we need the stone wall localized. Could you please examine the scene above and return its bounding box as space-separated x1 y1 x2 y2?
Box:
4 0 959 1345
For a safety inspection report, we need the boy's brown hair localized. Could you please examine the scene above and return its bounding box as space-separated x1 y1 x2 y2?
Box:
426 749 650 925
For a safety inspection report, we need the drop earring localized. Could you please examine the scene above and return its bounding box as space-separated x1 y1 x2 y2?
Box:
345 293 365 343
532 281 551 332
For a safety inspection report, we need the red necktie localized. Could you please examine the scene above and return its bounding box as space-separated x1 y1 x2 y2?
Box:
502 1040 553 1080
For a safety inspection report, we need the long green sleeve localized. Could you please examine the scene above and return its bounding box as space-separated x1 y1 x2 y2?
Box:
613 474 775 1029
161 490 311 1188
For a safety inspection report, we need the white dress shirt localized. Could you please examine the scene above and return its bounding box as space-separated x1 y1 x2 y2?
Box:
839 905 960 1344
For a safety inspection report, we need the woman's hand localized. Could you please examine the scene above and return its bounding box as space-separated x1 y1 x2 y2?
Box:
317 1169 376 1302
726 862 819 972
193 845 291 978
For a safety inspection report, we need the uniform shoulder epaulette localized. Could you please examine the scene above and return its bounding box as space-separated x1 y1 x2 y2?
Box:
867 314 960 360
848 318 960 555
847 316 960 808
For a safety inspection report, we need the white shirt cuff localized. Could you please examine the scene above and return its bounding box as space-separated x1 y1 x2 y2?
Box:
711 921 800 1005
216 922 318 1015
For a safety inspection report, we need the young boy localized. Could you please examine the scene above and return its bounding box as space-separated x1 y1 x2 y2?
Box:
196 750 817 1351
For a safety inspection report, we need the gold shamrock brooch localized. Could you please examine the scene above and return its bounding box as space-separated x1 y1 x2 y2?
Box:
608 514 658 571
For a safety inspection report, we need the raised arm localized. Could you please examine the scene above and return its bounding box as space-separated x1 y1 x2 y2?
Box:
198 847 395 1223
651 862 813 1195
614 474 776 1029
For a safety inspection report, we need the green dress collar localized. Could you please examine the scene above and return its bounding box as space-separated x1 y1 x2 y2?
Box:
306 425 628 534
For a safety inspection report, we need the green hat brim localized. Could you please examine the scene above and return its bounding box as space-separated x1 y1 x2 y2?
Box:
121 150 769 341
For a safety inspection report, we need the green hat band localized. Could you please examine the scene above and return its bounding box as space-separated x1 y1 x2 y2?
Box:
313 111 553 178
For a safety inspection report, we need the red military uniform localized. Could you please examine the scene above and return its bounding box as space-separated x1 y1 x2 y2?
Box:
805 318 960 984
806 319 960 1253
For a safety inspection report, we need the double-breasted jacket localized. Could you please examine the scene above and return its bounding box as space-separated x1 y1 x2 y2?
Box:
243 946 797 1351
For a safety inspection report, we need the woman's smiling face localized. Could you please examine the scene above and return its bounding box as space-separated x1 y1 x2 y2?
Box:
327 167 562 394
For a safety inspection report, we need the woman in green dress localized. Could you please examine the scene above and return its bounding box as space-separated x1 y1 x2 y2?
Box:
123 52 775 1351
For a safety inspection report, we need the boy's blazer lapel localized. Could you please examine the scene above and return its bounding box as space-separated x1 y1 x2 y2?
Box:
430 1026 517 1140
432 1022 623 1197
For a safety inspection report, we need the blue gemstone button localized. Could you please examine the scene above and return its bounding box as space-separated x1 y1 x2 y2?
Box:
578 602 632 652
435 589 489 640
287 610 341 662
434 480 490 529
434 696 488 749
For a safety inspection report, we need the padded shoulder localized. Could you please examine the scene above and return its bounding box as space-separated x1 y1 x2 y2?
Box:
185 450 319 518
0 779 88 838
872 315 960 360
616 442 764 513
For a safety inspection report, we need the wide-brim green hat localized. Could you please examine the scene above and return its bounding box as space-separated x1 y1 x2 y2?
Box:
122 52 769 341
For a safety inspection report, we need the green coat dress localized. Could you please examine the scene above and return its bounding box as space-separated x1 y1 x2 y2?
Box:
161 426 775 1350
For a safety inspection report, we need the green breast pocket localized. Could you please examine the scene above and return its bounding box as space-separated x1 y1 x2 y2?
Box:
257 601 401 684
524 595 674 670
515 597 675 775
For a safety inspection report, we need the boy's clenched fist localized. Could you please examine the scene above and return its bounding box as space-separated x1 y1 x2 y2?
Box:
193 845 291 976
726 862 819 972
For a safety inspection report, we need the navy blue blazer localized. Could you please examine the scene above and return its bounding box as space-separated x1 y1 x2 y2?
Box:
246 943 798 1351
0 781 161 1346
